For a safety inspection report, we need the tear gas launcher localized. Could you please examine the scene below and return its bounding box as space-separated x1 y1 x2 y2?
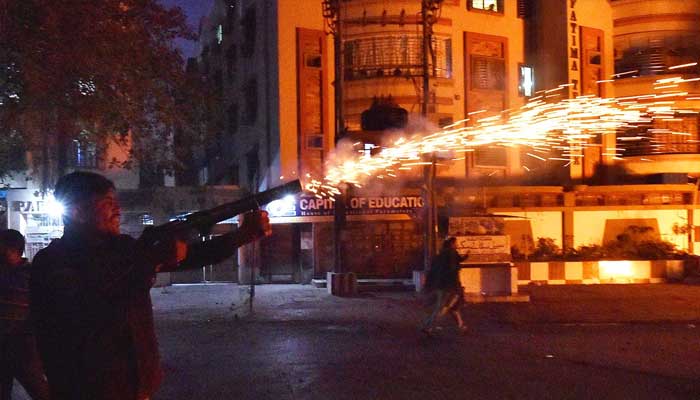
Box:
140 179 302 243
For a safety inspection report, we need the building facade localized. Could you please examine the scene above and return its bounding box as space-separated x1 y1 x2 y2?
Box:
194 0 700 283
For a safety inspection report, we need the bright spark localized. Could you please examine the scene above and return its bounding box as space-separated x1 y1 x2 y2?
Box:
303 94 699 197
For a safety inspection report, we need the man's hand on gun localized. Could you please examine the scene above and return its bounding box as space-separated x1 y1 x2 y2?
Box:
239 210 272 242
146 210 271 272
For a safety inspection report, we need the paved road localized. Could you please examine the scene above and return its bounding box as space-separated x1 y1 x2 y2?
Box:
150 284 700 400
12 283 700 399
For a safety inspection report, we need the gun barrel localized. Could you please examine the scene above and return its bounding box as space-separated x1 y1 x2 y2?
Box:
205 179 302 223
139 179 303 248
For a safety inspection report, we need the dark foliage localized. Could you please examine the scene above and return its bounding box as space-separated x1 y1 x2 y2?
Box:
514 225 686 261
0 0 209 187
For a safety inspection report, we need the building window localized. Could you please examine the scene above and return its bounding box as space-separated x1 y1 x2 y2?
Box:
438 116 454 127
241 6 256 58
517 0 528 18
618 116 700 156
471 56 505 90
468 0 503 13
243 79 257 125
306 135 324 150
70 139 98 169
475 147 507 167
216 24 223 44
139 213 154 226
344 35 452 80
518 64 534 96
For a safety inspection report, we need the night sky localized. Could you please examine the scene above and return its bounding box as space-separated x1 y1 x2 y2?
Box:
161 0 215 58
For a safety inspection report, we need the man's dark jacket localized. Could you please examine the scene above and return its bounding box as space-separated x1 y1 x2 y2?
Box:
30 227 238 400
0 259 32 335
426 247 466 291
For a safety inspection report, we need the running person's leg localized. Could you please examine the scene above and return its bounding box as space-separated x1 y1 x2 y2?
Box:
422 290 446 333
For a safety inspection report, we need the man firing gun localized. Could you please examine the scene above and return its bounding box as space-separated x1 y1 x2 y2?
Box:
29 171 291 400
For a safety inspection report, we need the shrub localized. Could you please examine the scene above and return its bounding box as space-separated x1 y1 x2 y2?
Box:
531 237 561 261
514 226 685 261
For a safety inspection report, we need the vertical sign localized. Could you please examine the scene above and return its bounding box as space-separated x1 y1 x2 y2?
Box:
567 0 583 178
567 0 579 99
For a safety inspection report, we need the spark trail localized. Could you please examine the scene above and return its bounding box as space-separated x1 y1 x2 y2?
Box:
304 89 697 198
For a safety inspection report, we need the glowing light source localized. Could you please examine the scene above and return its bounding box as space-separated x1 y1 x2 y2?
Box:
599 260 633 280
265 195 297 218
519 65 535 97
45 197 64 218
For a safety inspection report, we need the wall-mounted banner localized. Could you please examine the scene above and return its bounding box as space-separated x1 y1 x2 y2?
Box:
454 235 511 262
294 195 424 217
448 217 505 236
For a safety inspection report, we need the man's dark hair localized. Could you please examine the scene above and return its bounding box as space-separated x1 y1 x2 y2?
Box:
443 237 457 248
54 171 115 208
0 229 25 253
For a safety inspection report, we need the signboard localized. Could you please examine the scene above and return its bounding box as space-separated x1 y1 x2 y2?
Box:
449 217 510 262
296 195 424 217
448 217 504 236
12 200 51 214
568 0 580 98
454 235 511 262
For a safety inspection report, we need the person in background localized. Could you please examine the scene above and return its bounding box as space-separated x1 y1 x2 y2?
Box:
0 229 49 400
421 237 467 335
30 171 271 400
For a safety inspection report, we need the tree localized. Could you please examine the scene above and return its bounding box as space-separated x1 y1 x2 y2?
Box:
0 0 205 188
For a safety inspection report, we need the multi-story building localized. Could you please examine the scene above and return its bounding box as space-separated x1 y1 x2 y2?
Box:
195 0 699 284
611 0 700 177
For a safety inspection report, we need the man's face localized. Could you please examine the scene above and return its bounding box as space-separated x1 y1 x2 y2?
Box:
80 189 121 236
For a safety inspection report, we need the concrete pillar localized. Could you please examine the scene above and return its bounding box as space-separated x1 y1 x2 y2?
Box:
506 147 522 177
688 208 695 254
569 146 583 181
601 132 616 165
562 192 575 252
237 242 260 285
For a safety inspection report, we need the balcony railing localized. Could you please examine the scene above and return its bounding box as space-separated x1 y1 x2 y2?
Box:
614 46 699 77
343 36 452 80
617 116 700 156
617 140 700 157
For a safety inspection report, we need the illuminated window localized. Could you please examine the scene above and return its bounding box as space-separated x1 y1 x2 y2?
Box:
216 25 223 44
363 143 377 158
518 64 534 97
139 213 154 225
468 0 503 13
70 139 98 169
